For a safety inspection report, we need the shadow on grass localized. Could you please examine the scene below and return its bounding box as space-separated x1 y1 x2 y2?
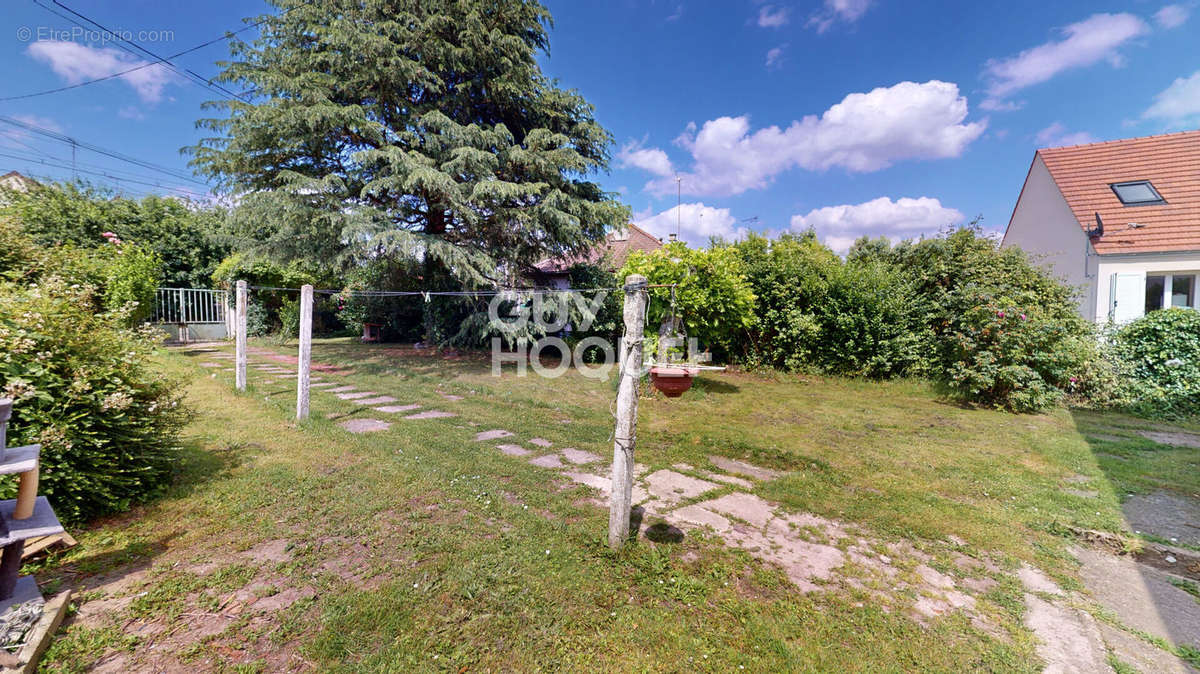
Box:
57 533 179 591
629 507 686 544
166 438 247 502
690 376 740 395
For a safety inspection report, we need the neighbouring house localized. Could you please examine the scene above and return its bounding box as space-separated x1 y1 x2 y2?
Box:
0 171 38 196
1003 130 1200 323
530 222 665 288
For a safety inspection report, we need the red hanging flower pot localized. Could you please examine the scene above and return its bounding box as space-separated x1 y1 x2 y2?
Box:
649 366 698 397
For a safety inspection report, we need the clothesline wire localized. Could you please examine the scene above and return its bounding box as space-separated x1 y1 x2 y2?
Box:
246 285 624 297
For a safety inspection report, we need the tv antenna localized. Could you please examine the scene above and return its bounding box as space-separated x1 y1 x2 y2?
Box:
675 175 682 238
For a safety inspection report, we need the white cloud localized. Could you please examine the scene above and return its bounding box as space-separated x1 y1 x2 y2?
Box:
7 114 62 135
634 202 748 246
790 196 964 254
982 13 1149 109
617 140 674 177
0 114 63 148
808 0 871 33
1154 4 1190 28
765 45 786 69
757 5 790 28
1034 122 1097 147
1143 70 1200 126
641 80 985 197
27 40 176 103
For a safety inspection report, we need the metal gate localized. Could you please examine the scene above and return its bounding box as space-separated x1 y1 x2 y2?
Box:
152 288 231 343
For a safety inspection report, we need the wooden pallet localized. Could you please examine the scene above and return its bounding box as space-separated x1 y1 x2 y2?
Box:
19 534 76 562
0 590 71 673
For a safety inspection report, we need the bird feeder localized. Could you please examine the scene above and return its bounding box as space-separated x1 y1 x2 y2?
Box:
649 365 699 397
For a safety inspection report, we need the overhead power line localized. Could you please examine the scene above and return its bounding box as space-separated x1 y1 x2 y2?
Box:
32 0 248 102
3 22 249 102
15 0 318 104
0 150 210 199
0 144 210 196
0 115 209 186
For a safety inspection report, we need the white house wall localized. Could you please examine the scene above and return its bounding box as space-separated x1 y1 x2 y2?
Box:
1001 156 1097 319
1095 251 1200 321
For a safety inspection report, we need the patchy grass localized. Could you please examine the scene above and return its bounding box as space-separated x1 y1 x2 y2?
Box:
31 338 1197 671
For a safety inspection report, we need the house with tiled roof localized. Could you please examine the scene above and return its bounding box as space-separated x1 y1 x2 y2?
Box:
0 171 38 195
531 222 665 288
1003 130 1200 323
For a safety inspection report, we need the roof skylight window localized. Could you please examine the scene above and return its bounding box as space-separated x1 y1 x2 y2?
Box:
1111 180 1165 205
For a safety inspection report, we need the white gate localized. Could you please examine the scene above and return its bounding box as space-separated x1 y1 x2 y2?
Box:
152 288 231 342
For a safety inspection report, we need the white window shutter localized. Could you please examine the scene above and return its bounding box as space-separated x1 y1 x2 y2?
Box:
1110 272 1146 324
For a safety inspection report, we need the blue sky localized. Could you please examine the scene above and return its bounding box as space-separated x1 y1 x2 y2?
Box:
2 1 1199 252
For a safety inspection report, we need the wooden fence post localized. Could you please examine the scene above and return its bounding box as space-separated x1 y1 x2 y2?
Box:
296 284 313 420
235 280 248 391
609 274 647 549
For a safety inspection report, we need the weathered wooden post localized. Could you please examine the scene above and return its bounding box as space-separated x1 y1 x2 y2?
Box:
235 280 248 391
296 284 313 420
609 274 648 549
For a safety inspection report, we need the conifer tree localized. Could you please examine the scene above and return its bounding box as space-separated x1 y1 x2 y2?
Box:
190 0 627 285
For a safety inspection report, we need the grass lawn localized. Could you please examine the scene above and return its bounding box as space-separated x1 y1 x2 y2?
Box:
34 338 1200 672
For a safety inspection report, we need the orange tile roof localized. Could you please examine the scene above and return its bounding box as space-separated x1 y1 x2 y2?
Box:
1036 129 1200 254
533 222 663 274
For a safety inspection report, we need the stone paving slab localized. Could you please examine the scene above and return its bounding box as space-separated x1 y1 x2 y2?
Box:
1096 621 1193 674
327 386 357 393
336 391 378 400
1122 490 1200 547
529 454 564 468
497 444 532 457
405 410 456 419
671 505 733 532
705 472 753 489
355 396 397 405
529 438 553 448
708 456 782 481
640 470 720 510
440 393 464 401
1138 430 1200 449
1023 593 1110 674
374 404 421 413
310 382 337 388
563 472 610 495
1073 544 1200 650
720 525 847 593
561 448 600 465
475 429 514 442
695 492 776 529
339 418 392 433
199 362 223 368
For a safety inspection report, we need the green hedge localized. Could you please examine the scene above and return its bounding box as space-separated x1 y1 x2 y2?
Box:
1113 308 1200 420
0 220 187 523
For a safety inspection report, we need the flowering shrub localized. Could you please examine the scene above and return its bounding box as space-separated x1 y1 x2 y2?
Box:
0 220 187 523
1112 308 1200 420
940 293 1095 412
620 242 756 361
94 240 162 325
